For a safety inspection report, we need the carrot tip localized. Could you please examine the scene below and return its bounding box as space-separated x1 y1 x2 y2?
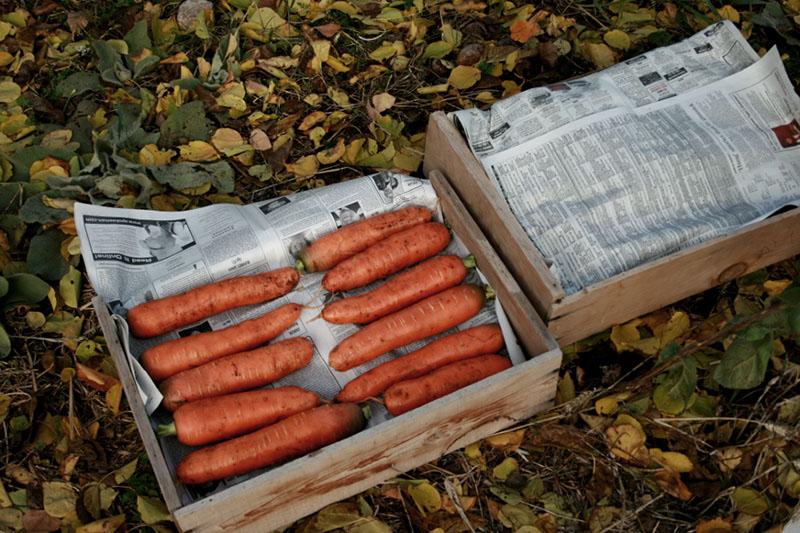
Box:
156 422 177 438
484 285 496 301
361 404 372 421
463 255 477 269
295 258 306 274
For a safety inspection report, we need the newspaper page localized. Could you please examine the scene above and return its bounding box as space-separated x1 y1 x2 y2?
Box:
74 173 524 423
480 47 800 294
452 21 759 157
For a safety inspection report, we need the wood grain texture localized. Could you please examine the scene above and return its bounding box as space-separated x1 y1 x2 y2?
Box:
548 208 800 345
94 298 185 511
94 179 563 532
423 111 564 317
173 349 560 532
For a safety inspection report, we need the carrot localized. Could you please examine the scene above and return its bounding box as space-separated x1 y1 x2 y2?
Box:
142 303 301 382
157 386 320 446
336 324 504 403
297 206 432 273
322 222 451 292
176 403 365 484
127 267 300 339
384 354 511 416
323 255 473 324
328 284 486 371
160 337 314 412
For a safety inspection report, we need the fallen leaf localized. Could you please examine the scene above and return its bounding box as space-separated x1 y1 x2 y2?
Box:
604 29 631 50
22 510 60 532
250 129 272 151
406 482 441 515
76 363 119 392
136 495 172 524
0 81 21 103
584 42 617 69
718 4 740 22
42 481 77 518
649 449 693 472
696 517 733 533
371 92 396 113
105 383 122 415
179 141 219 162
448 65 481 90
510 19 540 43
75 514 125 533
285 155 319 178
716 447 744 473
211 128 245 152
114 458 137 484
493 457 519 480
595 392 630 415
652 468 692 500
731 487 769 515
605 424 649 464
485 429 526 451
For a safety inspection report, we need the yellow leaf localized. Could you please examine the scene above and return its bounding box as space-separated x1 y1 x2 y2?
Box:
604 29 631 50
105 383 122 416
310 39 330 72
613 413 643 433
764 279 791 296
41 129 73 149
308 126 326 148
316 138 345 164
138 144 175 166
0 80 20 103
606 424 648 464
731 487 769 515
652 311 690 346
299 111 327 132
649 448 693 472
0 51 12 67
448 65 481 90
464 442 482 459
211 128 245 151
406 482 441 514
416 83 449 94
369 43 397 61
43 481 77 518
343 138 365 165
718 5 740 23
595 392 630 415
325 56 350 73
486 429 526 451
216 82 247 111
327 87 350 107
371 92 395 113
584 42 617 69
114 458 137 484
179 141 219 162
492 457 518 480
285 155 319 178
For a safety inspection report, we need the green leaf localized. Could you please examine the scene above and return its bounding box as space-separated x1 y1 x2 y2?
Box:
346 517 392 533
713 336 772 390
423 41 453 59
0 323 10 359
522 476 545 500
489 485 522 504
136 495 171 525
653 357 697 414
0 277 7 299
732 487 769 515
4 273 50 307
492 457 518 481
159 101 211 146
26 230 68 281
75 339 101 362
500 503 537 528
59 266 82 309
55 72 102 98
124 20 152 55
752 2 792 33
92 39 123 86
20 192 75 224
779 286 800 306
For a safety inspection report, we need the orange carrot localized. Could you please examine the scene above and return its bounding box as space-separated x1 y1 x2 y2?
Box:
127 267 300 338
158 387 320 446
384 354 511 416
322 222 451 292
297 206 432 272
142 303 301 382
176 403 365 484
323 255 471 324
328 284 486 371
336 324 504 403
160 337 314 412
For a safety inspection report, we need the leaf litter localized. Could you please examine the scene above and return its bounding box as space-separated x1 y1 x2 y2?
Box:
0 0 797 530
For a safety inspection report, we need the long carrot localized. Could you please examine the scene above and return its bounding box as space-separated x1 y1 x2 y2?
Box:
384 354 511 416
336 324 504 403
158 387 320 446
176 403 365 484
142 303 301 382
127 267 300 339
160 337 314 412
322 222 450 292
297 206 432 272
328 284 486 371
323 255 472 324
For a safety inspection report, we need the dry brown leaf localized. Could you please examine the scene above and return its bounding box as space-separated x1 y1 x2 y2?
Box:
696 517 734 533
510 19 541 43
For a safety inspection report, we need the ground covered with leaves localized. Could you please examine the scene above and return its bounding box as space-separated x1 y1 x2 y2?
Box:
0 0 798 531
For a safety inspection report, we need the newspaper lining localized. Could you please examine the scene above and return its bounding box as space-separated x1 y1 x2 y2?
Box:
75 174 525 422
452 21 800 294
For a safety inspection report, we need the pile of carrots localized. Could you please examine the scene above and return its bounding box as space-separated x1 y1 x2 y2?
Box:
126 205 512 486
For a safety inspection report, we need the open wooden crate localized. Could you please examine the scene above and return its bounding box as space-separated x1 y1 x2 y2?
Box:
95 170 563 532
424 111 800 346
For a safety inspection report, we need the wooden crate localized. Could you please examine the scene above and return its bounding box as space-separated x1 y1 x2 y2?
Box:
424 111 800 346
95 170 562 532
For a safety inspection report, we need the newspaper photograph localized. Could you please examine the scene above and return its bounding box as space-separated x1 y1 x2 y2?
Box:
74 173 524 425
452 21 760 157
479 46 800 294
